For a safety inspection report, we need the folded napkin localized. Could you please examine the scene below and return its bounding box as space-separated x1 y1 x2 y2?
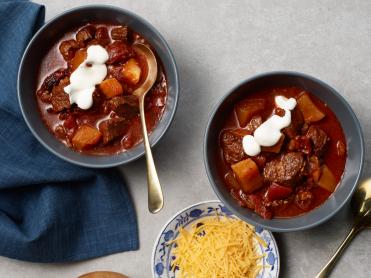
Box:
0 0 138 263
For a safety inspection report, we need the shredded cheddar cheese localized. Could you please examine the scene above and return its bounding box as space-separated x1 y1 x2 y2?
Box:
170 216 265 278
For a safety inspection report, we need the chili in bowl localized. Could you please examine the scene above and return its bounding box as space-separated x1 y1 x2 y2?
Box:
18 5 179 167
204 72 364 232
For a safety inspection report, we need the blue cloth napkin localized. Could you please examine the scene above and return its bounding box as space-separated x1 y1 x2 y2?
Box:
0 0 139 263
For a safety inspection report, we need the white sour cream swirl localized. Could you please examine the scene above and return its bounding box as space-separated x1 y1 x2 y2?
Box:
64 45 109 110
242 96 297 156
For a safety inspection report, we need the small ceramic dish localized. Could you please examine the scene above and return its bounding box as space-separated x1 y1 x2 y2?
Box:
152 200 280 278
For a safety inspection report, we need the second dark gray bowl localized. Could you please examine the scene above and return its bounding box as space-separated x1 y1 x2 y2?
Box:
204 71 364 232
18 5 179 168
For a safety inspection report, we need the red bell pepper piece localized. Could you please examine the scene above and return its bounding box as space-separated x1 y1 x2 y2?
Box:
265 183 293 202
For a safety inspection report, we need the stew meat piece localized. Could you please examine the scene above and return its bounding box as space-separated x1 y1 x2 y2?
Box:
221 129 247 164
111 26 129 41
76 25 96 46
106 95 139 119
263 152 307 186
99 118 129 144
50 78 71 112
106 41 134 64
245 116 263 134
306 126 329 155
283 107 304 138
39 68 68 92
95 27 110 46
59 39 79 61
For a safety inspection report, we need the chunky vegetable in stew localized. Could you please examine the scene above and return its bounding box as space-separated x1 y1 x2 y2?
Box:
36 23 167 155
217 87 346 219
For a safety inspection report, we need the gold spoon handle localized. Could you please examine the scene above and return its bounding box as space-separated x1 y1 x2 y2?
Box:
139 96 164 214
315 226 359 278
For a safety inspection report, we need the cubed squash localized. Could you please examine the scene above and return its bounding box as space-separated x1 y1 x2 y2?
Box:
235 99 266 127
231 158 263 193
297 92 325 123
262 135 285 153
72 125 102 150
317 164 337 192
122 58 141 85
70 48 87 71
99 78 124 98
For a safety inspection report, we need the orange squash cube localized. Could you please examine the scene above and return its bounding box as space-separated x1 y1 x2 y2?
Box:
72 125 102 150
231 158 263 193
99 78 124 98
70 48 87 71
317 164 337 192
235 99 266 127
122 58 141 85
297 92 325 123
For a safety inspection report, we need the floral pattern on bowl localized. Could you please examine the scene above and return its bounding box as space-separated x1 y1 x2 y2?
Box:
152 200 280 278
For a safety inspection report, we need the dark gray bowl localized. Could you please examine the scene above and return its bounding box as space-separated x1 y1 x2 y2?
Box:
18 5 179 168
204 71 364 232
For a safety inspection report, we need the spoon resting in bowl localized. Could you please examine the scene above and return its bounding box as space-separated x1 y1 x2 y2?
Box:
315 178 371 277
132 43 164 214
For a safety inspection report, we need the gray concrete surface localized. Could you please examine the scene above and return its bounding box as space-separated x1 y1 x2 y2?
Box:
1 0 370 277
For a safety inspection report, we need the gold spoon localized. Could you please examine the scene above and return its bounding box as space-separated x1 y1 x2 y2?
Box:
132 43 163 214
315 178 371 278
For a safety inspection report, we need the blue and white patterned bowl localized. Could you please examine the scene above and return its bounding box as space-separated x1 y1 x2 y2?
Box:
152 200 280 278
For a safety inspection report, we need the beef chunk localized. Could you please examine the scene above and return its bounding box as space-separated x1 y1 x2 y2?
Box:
54 124 67 140
245 116 262 134
91 90 106 112
38 91 52 103
50 78 70 112
263 152 307 186
283 107 304 139
295 189 313 211
95 27 110 46
220 129 249 164
106 41 134 64
306 126 329 155
105 95 139 119
245 194 273 219
111 26 129 41
76 25 96 46
107 65 125 82
99 118 129 144
86 39 100 47
307 155 321 183
251 154 269 169
59 39 79 61
287 136 312 155
39 68 68 92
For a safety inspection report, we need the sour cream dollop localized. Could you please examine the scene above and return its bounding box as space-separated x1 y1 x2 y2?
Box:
64 45 109 110
242 96 297 156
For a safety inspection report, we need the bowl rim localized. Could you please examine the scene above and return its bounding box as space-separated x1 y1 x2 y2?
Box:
203 71 364 232
151 199 280 278
17 4 179 168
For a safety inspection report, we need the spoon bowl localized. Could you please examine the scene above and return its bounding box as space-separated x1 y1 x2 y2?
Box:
316 178 371 277
352 178 371 228
133 44 158 98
